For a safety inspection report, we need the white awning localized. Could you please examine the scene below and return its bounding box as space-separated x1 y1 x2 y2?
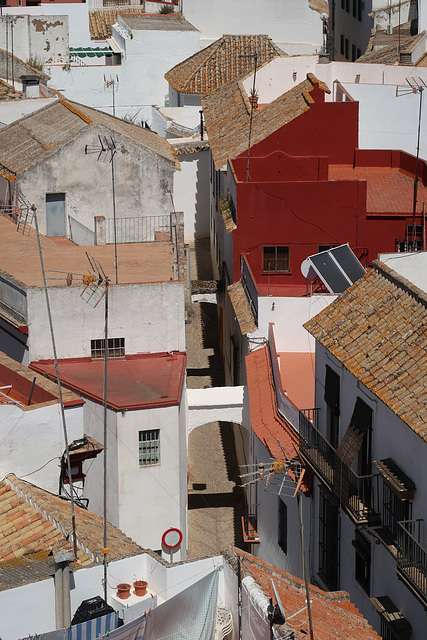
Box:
106 38 124 54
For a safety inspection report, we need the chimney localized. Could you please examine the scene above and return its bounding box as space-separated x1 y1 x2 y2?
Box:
20 75 40 98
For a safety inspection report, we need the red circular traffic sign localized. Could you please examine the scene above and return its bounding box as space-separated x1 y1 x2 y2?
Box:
162 527 183 550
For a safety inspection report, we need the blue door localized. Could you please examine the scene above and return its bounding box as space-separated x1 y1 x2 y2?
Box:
46 193 66 237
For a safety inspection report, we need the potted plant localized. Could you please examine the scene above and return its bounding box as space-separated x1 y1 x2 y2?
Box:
133 580 148 597
117 583 131 599
248 88 259 110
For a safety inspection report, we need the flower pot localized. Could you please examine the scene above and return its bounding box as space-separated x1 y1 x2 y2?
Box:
134 580 148 597
117 583 131 599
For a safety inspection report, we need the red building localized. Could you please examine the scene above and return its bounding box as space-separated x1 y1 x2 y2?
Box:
203 74 427 295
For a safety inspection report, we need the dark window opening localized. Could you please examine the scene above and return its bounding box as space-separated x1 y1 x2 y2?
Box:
324 365 340 449
340 34 344 55
319 491 340 589
262 246 290 273
354 530 371 594
278 499 288 554
381 482 412 544
352 44 356 61
345 38 349 60
91 337 125 359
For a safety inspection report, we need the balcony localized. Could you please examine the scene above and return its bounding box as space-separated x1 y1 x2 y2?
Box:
396 519 427 607
299 411 380 526
241 503 260 544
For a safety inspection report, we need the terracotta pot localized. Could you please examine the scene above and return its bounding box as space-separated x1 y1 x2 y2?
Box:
134 580 148 597
117 583 131 599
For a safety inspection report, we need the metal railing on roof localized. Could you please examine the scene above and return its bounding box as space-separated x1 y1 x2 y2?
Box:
105 214 174 244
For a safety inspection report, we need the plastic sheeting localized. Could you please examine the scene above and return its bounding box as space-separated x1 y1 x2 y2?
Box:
142 570 219 640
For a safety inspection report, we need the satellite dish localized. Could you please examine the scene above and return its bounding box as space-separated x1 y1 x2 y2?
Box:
301 258 317 279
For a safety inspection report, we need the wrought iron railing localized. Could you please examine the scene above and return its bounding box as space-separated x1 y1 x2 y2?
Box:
397 519 427 604
241 257 258 324
69 216 95 246
299 411 379 524
105 214 173 244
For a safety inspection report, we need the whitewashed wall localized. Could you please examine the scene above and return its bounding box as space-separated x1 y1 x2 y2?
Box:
174 148 210 242
182 0 324 54
2 5 91 47
26 282 186 362
0 403 83 493
257 294 336 352
0 15 69 65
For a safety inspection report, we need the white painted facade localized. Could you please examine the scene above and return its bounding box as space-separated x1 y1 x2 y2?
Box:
173 146 210 241
0 98 58 127
329 0 373 61
187 385 249 433
182 0 326 54
45 15 200 111
0 14 69 65
371 0 417 30
0 401 83 494
310 343 427 640
2 5 90 47
26 282 185 363
82 390 187 556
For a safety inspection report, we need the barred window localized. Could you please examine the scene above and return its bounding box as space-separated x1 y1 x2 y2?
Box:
91 338 125 359
139 429 160 467
262 246 290 273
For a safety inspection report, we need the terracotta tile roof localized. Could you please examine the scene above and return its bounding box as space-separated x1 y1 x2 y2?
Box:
245 345 311 493
328 165 427 213
219 197 237 232
165 34 285 96
227 281 256 334
119 13 198 32
0 79 21 101
229 548 381 640
358 23 425 64
171 139 210 155
0 474 142 584
89 7 146 40
309 0 329 14
304 261 427 442
0 99 179 181
201 73 330 169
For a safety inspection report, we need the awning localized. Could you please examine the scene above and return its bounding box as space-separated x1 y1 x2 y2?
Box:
69 47 113 58
106 37 125 55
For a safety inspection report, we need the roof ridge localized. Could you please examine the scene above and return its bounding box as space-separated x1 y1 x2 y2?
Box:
373 259 427 309
4 474 97 562
60 100 93 125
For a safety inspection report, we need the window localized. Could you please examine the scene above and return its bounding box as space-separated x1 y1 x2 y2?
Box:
353 530 370 594
319 491 340 589
357 48 361 59
340 35 344 55
345 38 349 60
318 244 338 253
139 429 160 467
91 338 125 359
352 0 357 17
373 458 414 549
262 246 290 273
324 366 340 448
381 482 411 543
358 0 362 21
352 44 356 61
278 499 288 553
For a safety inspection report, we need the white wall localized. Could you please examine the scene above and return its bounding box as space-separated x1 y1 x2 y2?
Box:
0 403 83 493
3 5 91 47
116 401 186 556
257 294 337 352
371 0 415 29
379 251 427 290
0 576 56 640
26 282 186 362
0 98 58 127
174 148 210 241
182 0 324 54
0 15 69 65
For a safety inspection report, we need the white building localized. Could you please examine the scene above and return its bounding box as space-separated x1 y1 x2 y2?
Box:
0 99 179 240
303 259 427 640
0 14 69 66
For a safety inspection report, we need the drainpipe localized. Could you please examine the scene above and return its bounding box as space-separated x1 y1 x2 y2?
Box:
63 562 71 627
55 562 63 629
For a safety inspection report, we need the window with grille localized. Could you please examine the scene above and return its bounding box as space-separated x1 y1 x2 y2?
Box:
278 499 288 554
354 530 371 594
381 482 412 544
91 338 125 359
139 429 160 467
319 491 340 590
262 246 290 273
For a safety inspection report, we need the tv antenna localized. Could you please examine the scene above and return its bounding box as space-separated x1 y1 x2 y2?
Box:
397 76 426 249
104 74 119 117
85 135 119 284
47 252 111 601
239 51 258 183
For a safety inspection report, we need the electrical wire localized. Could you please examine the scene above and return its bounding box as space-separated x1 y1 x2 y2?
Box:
19 456 61 479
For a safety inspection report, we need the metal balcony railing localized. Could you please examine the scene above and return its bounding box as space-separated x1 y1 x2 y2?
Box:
105 214 174 244
299 410 379 525
397 519 427 606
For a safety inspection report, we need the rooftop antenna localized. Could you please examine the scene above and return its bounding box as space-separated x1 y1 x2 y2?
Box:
85 135 119 283
29 206 78 561
104 74 119 117
47 253 111 601
397 76 426 249
239 51 258 182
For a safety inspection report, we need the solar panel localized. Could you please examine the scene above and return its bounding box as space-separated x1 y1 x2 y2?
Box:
302 244 365 294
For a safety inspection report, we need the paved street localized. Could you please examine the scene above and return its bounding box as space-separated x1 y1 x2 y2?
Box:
186 239 245 559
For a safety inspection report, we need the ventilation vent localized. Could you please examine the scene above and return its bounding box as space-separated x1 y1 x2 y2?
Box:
400 52 412 65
